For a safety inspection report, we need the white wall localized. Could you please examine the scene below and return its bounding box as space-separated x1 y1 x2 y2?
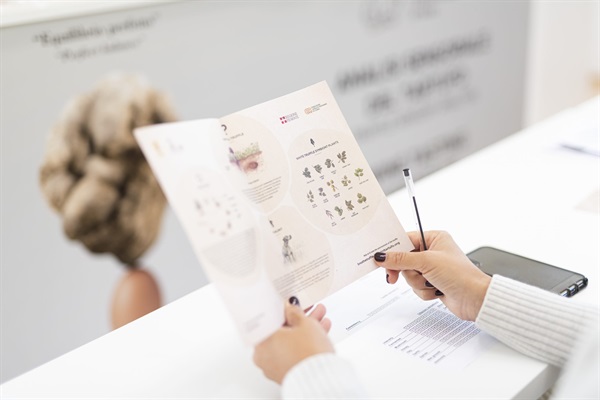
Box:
525 1 600 125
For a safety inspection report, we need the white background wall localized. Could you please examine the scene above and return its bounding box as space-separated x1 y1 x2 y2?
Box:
0 0 598 384
525 1 599 125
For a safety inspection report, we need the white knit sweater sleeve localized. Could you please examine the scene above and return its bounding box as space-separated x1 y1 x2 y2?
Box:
282 353 369 399
475 275 598 367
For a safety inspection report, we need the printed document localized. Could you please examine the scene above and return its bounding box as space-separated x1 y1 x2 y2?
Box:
135 82 413 344
323 268 497 369
560 125 600 157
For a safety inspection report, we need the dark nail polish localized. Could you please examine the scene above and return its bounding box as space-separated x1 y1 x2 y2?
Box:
435 290 444 296
374 252 386 262
289 296 300 307
425 281 433 288
386 274 390 283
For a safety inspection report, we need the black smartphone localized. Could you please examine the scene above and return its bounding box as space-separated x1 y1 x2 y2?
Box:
467 246 588 297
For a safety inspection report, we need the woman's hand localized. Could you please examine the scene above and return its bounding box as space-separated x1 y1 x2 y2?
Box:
253 302 333 384
375 231 491 321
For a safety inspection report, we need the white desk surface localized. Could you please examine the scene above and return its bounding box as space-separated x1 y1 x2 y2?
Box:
3 98 599 399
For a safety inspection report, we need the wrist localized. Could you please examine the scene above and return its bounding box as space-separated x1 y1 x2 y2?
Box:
470 273 492 321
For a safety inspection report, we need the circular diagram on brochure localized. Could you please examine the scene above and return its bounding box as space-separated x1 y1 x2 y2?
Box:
220 113 289 214
174 168 261 286
289 129 383 235
265 206 334 306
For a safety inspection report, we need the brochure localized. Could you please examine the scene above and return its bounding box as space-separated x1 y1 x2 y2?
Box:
134 81 413 344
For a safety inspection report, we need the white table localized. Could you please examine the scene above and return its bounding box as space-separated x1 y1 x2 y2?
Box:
2 98 598 399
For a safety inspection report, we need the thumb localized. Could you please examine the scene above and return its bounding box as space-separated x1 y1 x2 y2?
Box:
284 302 305 327
374 250 431 273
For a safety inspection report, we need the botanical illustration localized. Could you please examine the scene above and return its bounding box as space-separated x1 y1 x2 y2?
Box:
230 142 263 174
345 200 354 211
354 167 364 180
327 180 337 192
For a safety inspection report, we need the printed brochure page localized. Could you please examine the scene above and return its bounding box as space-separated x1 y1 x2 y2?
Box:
135 81 413 344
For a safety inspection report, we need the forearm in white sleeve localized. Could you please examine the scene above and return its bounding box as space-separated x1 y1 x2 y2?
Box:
282 353 369 399
476 275 598 367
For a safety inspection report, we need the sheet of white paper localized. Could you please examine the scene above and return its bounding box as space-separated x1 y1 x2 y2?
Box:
135 119 285 345
560 122 599 157
322 268 497 370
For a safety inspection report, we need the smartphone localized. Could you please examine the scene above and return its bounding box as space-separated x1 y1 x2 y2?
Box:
467 246 588 297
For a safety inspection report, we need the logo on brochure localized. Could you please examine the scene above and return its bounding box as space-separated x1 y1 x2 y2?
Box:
304 103 328 115
279 112 299 124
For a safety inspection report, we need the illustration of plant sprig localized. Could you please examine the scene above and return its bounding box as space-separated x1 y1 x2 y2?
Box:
345 200 354 211
302 167 311 178
341 175 351 186
326 180 337 192
314 164 323 174
325 159 335 168
318 187 326 196
337 151 347 163
357 193 367 203
354 168 364 180
307 190 314 203
334 206 343 216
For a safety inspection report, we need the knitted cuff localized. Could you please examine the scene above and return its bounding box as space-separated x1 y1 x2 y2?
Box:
282 353 368 399
476 275 595 367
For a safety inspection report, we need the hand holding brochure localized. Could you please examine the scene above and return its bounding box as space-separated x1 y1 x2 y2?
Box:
134 82 413 344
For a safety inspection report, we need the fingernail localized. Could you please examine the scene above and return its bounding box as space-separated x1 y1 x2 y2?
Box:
374 252 386 262
425 281 433 288
386 273 390 283
289 296 300 307
435 290 444 296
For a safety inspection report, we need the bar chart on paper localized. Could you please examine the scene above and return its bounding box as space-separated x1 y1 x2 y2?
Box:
323 268 497 370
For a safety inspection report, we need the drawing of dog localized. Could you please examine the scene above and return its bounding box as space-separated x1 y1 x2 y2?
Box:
282 235 295 263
